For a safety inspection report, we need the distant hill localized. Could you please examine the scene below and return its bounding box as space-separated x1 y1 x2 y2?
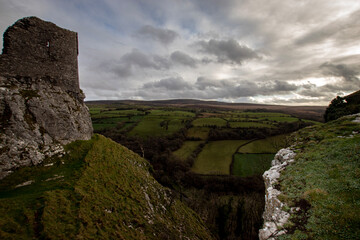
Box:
87 99 326 122
324 90 360 122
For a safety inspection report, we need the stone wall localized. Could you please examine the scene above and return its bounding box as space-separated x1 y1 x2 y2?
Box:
0 17 93 179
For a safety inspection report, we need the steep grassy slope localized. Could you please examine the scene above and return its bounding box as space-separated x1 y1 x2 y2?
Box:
278 114 360 239
0 135 213 239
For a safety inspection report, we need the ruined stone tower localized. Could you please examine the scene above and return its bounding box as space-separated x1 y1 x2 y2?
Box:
0 17 93 179
0 16 80 96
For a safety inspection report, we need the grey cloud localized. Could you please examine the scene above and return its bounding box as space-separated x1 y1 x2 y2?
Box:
111 64 132 78
143 77 192 91
121 49 170 70
296 9 360 46
299 89 329 98
135 25 179 45
264 97 329 105
297 64 360 98
98 49 171 78
194 77 297 98
195 77 233 90
272 81 298 92
321 83 357 93
197 38 260 64
298 82 357 99
135 77 305 100
170 51 197 68
320 62 360 83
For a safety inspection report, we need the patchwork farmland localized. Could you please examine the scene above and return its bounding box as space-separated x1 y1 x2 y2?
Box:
87 101 318 179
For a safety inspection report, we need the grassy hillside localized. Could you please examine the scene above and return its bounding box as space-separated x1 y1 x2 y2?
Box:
278 114 360 239
0 135 213 239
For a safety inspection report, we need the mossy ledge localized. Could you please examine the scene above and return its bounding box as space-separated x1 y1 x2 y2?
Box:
260 114 360 239
0 134 213 239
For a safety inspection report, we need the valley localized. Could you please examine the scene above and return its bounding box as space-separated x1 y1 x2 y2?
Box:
86 100 322 239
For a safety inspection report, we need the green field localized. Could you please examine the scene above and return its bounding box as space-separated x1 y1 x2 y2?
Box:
238 135 287 153
192 118 227 127
229 121 274 128
149 109 195 117
173 141 204 161
236 112 290 117
91 109 145 119
128 115 189 138
192 140 249 175
92 115 143 131
259 116 299 123
232 153 274 177
186 127 210 140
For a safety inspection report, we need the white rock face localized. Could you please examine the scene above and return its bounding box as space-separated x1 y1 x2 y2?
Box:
259 148 296 240
0 17 93 179
0 76 93 179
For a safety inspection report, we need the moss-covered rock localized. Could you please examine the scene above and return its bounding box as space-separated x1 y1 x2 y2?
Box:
0 135 213 239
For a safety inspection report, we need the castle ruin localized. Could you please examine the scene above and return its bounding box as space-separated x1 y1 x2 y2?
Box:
0 16 80 96
0 17 93 179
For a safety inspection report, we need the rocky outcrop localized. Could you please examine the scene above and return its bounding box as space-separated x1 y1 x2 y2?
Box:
0 17 93 179
259 148 296 240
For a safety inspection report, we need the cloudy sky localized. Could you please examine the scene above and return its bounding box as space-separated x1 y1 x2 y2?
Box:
1 0 360 105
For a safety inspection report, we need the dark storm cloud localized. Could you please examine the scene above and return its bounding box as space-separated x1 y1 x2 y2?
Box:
197 39 260 64
135 25 179 45
170 51 197 68
143 77 192 91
